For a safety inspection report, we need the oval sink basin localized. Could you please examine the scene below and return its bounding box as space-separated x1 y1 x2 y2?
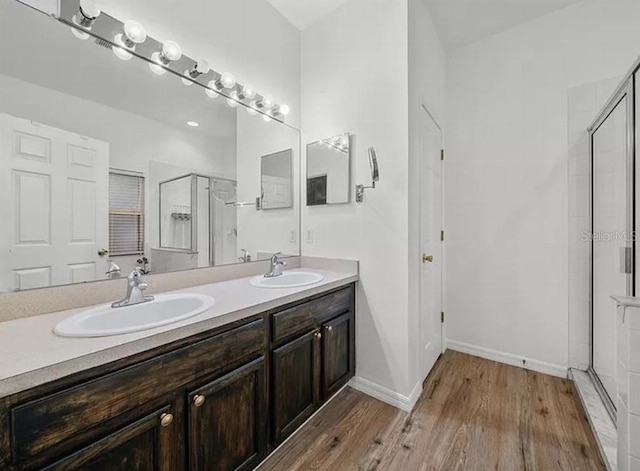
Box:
54 293 215 338
250 271 324 289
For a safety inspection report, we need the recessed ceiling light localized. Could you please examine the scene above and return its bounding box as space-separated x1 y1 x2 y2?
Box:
187 121 199 127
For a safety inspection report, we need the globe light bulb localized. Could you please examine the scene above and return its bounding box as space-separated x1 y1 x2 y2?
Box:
261 95 274 109
241 84 256 100
112 36 133 60
149 53 166 75
123 20 147 44
70 0 100 40
227 91 240 108
247 102 258 116
162 41 182 61
279 104 290 116
205 80 220 99
220 73 236 89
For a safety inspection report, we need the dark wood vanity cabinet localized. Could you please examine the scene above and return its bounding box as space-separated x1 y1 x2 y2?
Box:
188 357 267 471
40 402 180 471
272 330 321 443
0 283 355 471
321 312 355 400
271 285 356 446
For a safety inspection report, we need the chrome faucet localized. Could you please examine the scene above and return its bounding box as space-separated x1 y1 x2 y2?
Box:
238 249 251 263
112 267 154 308
105 259 121 279
265 252 286 278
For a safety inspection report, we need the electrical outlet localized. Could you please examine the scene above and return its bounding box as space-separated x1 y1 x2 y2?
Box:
306 229 314 244
289 230 297 243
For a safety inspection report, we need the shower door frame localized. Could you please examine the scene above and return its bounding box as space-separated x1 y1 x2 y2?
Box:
588 76 636 421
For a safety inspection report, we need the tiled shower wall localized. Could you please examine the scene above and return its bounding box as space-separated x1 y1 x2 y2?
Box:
568 77 621 370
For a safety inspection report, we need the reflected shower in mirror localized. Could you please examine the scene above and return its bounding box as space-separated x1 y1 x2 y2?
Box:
306 133 350 206
0 0 300 293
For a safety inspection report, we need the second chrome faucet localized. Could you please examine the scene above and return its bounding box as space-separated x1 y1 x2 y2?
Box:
264 252 286 278
112 267 154 308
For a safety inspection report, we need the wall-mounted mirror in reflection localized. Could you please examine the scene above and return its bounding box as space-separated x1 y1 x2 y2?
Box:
306 133 350 206
261 149 293 210
0 0 300 292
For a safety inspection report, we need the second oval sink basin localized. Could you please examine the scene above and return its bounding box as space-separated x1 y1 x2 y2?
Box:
54 293 216 338
250 271 324 289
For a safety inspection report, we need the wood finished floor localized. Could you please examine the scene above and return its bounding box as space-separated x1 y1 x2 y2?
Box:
258 350 605 471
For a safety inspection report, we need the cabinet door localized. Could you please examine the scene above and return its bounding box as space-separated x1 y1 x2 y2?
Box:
188 357 267 471
272 330 320 444
322 312 355 400
40 404 178 471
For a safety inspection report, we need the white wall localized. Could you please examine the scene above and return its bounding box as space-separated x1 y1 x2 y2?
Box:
101 0 301 128
236 111 300 260
445 0 640 374
301 0 413 399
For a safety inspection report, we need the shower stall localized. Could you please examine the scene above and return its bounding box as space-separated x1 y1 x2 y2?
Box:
588 66 638 419
159 173 238 268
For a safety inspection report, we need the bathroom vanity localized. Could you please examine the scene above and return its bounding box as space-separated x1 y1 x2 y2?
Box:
0 277 356 471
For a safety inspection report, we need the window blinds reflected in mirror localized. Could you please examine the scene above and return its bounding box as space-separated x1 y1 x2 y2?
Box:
108 171 145 257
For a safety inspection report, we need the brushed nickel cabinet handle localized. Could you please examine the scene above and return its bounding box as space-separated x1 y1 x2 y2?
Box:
160 413 173 427
193 394 206 407
314 332 321 339
325 325 333 332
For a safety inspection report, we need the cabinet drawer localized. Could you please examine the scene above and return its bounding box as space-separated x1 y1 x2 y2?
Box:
10 319 264 465
272 286 353 345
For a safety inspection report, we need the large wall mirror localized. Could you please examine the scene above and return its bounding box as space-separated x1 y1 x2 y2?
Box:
0 0 300 292
306 133 350 206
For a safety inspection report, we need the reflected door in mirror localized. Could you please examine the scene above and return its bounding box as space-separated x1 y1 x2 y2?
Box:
0 114 109 291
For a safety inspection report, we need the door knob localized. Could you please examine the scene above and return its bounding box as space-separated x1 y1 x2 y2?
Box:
422 254 434 263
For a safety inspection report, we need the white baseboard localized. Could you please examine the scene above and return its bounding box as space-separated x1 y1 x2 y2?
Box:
349 376 423 412
446 340 568 379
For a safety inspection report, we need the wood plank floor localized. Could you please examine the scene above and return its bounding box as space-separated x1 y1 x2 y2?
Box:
258 350 605 471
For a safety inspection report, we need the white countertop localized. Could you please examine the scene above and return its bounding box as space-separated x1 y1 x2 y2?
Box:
0 268 358 398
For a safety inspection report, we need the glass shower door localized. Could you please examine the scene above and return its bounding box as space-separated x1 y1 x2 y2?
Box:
591 86 633 412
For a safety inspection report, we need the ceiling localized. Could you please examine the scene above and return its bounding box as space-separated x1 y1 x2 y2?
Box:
266 0 582 50
424 0 583 50
265 0 351 30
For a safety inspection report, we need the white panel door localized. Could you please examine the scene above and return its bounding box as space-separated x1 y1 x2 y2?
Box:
419 107 444 380
0 114 109 291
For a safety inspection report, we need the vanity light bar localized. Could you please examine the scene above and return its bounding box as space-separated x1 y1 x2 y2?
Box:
64 0 290 122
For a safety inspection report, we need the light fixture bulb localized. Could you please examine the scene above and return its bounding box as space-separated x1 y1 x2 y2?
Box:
187 121 199 127
149 53 166 75
247 103 258 116
112 35 133 60
123 20 147 44
227 91 240 108
205 80 220 99
263 113 272 123
260 95 274 109
162 41 182 61
70 0 100 40
220 73 236 89
70 27 90 40
79 0 100 20
279 104 290 116
241 84 256 100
